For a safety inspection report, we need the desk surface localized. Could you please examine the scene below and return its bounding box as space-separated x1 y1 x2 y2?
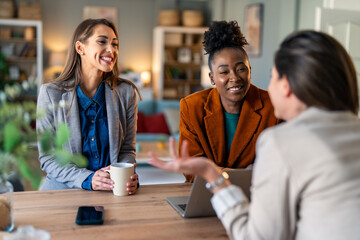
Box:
0 184 228 239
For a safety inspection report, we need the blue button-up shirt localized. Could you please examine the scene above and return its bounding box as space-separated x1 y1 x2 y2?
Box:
77 82 110 190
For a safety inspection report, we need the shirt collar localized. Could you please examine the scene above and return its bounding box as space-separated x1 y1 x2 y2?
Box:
76 82 105 110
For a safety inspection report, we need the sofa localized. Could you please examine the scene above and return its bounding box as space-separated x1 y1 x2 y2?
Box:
136 99 180 142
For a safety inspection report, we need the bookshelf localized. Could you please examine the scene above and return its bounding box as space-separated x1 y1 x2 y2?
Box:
152 26 208 100
0 19 42 99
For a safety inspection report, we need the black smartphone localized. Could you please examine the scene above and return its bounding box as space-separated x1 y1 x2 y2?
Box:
75 206 104 225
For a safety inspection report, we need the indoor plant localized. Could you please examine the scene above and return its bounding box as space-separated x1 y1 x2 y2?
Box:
0 80 87 232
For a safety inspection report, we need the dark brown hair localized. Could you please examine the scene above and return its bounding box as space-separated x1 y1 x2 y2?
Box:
203 20 248 71
275 30 358 114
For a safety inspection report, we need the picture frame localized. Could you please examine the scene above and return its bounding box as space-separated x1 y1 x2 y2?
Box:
83 6 118 26
244 3 263 56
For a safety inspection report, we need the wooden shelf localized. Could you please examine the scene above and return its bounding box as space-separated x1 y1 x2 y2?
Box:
0 38 36 44
0 19 42 100
165 79 200 85
6 56 36 62
164 61 202 67
153 26 208 100
165 44 203 48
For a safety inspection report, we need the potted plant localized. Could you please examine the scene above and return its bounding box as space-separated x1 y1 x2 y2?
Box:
0 80 87 232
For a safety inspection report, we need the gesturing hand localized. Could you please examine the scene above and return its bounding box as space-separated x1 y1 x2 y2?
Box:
149 137 230 193
148 137 214 179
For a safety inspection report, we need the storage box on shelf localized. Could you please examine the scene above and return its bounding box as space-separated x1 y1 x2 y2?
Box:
152 26 208 100
0 19 42 100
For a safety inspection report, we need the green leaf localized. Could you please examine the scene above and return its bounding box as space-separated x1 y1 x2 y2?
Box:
29 169 42 190
71 155 88 168
40 131 53 153
17 156 42 190
17 157 32 180
55 150 72 166
55 123 70 149
4 123 21 152
30 176 42 190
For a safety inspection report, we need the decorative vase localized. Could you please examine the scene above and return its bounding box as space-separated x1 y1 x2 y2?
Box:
0 179 14 232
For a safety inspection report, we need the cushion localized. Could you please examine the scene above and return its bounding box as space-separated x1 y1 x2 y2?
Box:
136 111 147 133
138 112 170 135
163 108 180 135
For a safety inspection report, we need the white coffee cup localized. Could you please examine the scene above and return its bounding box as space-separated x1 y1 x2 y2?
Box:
105 163 134 196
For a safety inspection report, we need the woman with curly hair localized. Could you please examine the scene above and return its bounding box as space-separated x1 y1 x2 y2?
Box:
151 30 360 240
179 20 279 182
37 19 140 193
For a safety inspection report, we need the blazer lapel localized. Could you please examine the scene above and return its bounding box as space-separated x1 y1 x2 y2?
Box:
204 89 227 166
227 85 262 167
105 85 120 163
62 89 82 154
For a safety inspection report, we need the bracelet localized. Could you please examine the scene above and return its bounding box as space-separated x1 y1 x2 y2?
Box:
205 171 229 193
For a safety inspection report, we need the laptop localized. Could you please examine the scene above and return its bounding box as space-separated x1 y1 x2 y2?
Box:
167 169 252 218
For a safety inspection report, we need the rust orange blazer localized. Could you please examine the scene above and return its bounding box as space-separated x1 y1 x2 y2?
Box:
179 84 280 182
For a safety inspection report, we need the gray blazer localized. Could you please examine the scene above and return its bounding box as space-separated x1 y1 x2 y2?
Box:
212 107 360 240
36 79 137 190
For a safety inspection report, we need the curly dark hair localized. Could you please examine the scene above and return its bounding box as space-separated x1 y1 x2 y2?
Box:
203 20 248 70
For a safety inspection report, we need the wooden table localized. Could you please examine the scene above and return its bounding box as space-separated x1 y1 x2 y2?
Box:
0 184 228 239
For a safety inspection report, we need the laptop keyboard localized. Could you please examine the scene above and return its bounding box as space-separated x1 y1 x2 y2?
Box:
178 204 187 211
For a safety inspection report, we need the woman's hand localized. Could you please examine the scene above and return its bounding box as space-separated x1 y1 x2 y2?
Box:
149 138 230 192
91 166 113 191
126 163 138 195
148 137 219 180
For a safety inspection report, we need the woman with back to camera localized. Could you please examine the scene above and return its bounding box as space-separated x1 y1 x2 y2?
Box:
150 30 360 239
37 19 139 194
179 20 280 182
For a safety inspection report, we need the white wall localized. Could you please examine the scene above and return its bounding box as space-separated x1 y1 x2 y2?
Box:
39 0 326 90
323 0 360 10
40 0 158 72
216 0 297 90
298 0 360 30
297 0 323 29
40 0 213 73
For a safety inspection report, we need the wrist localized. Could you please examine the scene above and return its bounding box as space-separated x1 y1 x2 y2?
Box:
201 161 221 183
205 171 230 193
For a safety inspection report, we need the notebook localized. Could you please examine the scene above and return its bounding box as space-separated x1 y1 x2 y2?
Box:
167 169 252 218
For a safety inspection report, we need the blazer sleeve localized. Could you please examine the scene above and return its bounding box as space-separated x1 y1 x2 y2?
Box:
179 98 206 182
216 129 293 240
117 84 137 163
36 85 93 189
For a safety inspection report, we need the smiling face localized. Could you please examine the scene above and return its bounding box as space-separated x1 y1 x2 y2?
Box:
209 47 251 113
76 24 119 76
